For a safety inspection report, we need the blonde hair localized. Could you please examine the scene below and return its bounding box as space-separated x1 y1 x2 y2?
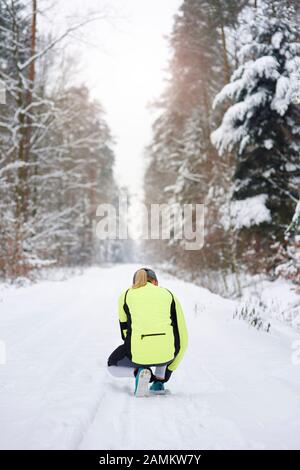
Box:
132 269 148 288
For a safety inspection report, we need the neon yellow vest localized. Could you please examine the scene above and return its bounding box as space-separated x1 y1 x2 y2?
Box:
121 282 180 365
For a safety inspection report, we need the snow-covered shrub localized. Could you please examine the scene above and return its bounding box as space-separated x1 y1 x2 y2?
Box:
275 239 300 286
234 300 271 332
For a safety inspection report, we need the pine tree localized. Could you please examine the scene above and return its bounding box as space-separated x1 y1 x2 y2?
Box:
205 0 249 83
144 0 249 286
144 0 223 267
211 0 300 268
146 0 223 206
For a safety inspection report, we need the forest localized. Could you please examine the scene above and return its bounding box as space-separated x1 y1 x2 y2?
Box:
144 0 300 294
0 0 127 280
0 0 299 294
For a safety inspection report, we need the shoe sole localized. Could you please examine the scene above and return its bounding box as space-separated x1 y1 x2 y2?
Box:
134 369 151 397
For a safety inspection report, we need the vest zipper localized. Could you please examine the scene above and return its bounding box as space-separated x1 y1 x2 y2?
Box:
141 333 166 339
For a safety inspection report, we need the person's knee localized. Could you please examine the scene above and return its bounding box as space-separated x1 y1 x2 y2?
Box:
107 350 118 366
107 355 115 367
107 344 126 367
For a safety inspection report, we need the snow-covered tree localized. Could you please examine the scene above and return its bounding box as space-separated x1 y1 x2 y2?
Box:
144 0 223 268
211 0 300 262
144 0 249 285
0 0 32 277
205 0 250 83
0 2 121 279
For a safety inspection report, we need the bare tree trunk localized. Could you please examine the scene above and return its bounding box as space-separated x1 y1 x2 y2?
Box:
11 0 26 222
24 0 37 217
29 0 37 87
220 24 230 84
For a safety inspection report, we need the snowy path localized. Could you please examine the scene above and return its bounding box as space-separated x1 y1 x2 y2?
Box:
0 264 300 450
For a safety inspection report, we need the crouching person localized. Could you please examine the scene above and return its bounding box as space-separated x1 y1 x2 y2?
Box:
107 268 188 397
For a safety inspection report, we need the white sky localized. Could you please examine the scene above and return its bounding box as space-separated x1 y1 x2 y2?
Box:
43 0 182 200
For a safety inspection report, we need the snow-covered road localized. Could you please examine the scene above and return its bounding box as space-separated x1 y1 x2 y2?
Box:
0 264 300 450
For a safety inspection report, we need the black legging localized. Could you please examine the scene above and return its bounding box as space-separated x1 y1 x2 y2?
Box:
107 344 172 382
